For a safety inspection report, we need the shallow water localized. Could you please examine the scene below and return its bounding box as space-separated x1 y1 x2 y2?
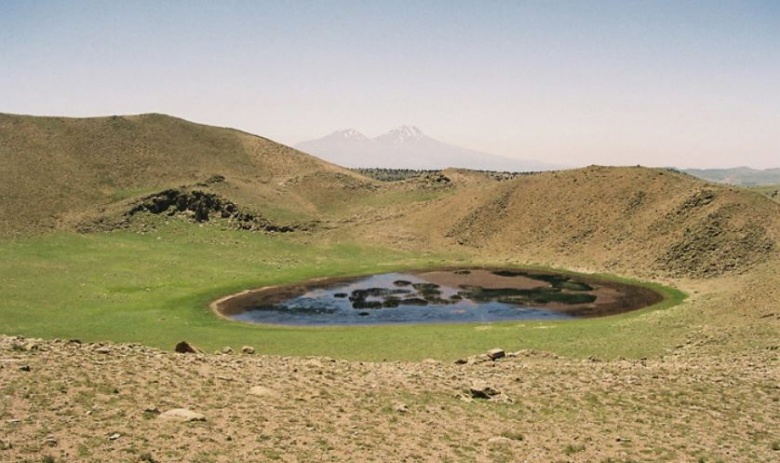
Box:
231 271 573 326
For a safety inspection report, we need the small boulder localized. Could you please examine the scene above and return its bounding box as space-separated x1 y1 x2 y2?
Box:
158 408 206 422
174 341 203 354
241 345 255 355
487 348 505 360
222 346 234 354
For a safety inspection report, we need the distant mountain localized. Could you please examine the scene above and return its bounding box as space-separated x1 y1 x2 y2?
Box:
295 126 560 172
683 167 780 186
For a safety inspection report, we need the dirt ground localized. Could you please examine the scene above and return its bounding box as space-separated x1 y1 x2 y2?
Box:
1 334 778 463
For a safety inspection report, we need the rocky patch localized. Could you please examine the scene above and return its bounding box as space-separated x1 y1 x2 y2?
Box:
127 188 296 232
1 335 779 462
78 187 314 234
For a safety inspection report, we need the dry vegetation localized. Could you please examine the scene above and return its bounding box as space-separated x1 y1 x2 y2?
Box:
2 333 778 463
1 113 778 462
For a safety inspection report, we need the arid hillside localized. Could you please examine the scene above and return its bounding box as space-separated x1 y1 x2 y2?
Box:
2 333 778 463
0 113 373 236
3 114 777 282
372 166 780 280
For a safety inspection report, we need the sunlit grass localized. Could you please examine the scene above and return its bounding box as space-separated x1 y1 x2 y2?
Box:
0 224 686 361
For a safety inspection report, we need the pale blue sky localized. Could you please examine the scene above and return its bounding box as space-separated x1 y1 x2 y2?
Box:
1 1 778 168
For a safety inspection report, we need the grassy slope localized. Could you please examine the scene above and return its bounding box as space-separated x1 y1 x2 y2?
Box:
0 113 777 362
0 221 686 361
747 184 780 203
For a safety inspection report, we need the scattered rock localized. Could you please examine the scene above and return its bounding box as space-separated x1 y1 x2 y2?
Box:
241 345 255 355
487 348 505 360
174 341 203 354
158 408 206 422
454 358 468 365
19 365 31 372
143 406 161 418
108 432 121 441
94 346 111 354
42 435 58 447
24 342 41 351
394 403 409 413
469 381 500 399
222 346 234 354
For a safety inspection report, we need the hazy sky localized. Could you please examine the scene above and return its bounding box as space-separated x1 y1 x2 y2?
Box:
2 1 778 168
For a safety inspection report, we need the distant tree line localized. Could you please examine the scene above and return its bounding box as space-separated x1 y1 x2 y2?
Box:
350 168 540 182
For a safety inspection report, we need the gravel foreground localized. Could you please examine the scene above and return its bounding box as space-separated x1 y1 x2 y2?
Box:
1 335 778 463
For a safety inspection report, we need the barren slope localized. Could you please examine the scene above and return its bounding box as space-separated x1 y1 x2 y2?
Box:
0 113 373 236
2 334 777 463
381 166 779 279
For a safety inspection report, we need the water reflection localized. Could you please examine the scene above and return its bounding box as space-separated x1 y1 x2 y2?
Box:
231 271 577 326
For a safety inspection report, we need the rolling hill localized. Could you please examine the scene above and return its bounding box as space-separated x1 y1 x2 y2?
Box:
0 112 374 236
2 113 778 281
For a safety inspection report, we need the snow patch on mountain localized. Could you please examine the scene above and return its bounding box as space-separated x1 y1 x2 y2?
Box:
331 129 370 141
375 125 426 144
295 127 561 172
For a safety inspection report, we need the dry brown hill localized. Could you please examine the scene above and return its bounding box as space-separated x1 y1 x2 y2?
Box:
358 166 780 279
0 113 373 236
